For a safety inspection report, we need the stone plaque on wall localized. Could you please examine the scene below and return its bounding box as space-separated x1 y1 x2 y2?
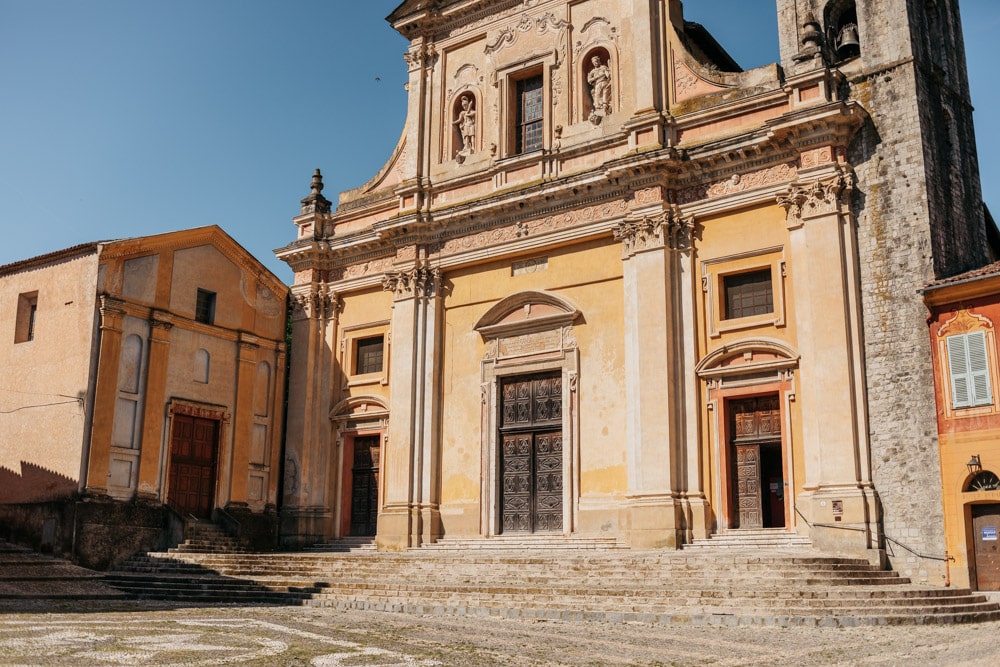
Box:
498 330 561 358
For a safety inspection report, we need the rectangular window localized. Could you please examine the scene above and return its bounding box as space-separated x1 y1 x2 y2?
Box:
516 75 544 154
14 292 38 343
195 289 216 325
724 269 774 320
947 331 993 408
355 335 385 375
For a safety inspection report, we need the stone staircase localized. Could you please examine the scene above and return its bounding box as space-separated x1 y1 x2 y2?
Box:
168 520 247 554
683 529 814 551
305 536 377 553
0 539 126 602
103 544 1000 625
414 535 628 552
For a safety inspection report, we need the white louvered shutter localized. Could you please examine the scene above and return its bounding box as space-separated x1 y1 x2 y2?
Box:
967 330 992 406
947 332 993 408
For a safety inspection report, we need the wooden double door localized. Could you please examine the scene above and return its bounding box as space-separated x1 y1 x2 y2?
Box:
730 396 786 529
167 414 219 520
499 373 563 534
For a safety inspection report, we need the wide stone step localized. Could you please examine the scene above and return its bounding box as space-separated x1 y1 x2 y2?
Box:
103 549 1000 625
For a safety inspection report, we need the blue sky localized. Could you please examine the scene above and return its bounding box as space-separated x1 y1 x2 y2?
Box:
1 1 997 282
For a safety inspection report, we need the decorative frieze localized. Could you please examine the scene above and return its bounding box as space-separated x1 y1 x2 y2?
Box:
675 163 797 205
382 266 442 300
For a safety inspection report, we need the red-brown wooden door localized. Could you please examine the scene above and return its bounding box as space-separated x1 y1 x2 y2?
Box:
972 504 1000 590
730 396 784 529
167 414 219 519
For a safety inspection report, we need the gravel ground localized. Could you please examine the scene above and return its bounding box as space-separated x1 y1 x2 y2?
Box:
0 600 999 666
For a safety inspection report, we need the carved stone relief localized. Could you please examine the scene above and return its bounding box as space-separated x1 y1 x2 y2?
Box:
675 163 798 205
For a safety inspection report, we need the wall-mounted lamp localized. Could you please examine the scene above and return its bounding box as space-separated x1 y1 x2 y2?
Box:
967 454 983 476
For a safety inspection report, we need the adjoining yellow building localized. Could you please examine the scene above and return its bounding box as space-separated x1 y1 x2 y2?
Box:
276 0 994 584
0 226 287 568
923 262 1000 591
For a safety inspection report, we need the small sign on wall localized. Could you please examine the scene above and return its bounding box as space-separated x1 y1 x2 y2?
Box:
982 526 998 542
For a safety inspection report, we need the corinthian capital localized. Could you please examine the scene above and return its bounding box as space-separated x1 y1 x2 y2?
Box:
614 213 668 259
777 172 854 228
291 285 341 321
382 266 442 300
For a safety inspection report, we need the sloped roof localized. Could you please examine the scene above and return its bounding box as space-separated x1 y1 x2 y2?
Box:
0 242 103 277
923 261 1000 292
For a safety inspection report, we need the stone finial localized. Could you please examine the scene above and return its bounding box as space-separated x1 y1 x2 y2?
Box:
300 168 332 215
801 12 822 48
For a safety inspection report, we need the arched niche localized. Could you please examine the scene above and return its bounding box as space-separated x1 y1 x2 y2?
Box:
579 45 617 124
450 90 479 160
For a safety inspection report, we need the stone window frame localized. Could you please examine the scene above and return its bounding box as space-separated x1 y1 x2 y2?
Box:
494 50 556 160
474 291 581 538
937 309 999 419
14 291 38 344
702 246 787 338
341 320 391 388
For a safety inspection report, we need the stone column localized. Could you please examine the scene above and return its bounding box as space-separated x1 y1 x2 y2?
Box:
779 171 880 559
669 211 711 541
280 285 338 547
614 212 683 548
84 297 125 495
135 315 172 501
379 265 443 550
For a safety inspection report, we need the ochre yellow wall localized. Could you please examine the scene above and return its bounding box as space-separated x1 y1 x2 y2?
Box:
439 238 625 533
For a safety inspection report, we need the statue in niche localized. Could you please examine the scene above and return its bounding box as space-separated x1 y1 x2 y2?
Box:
587 55 612 123
453 94 476 160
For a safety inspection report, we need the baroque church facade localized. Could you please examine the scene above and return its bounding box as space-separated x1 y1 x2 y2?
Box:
276 0 990 583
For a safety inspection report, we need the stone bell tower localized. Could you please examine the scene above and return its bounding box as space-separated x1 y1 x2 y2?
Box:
777 0 989 581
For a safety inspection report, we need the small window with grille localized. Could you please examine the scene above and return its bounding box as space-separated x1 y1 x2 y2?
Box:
355 335 385 376
515 74 544 154
195 289 216 325
723 269 773 320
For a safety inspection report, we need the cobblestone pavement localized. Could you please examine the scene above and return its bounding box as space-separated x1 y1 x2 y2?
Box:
1 600 998 666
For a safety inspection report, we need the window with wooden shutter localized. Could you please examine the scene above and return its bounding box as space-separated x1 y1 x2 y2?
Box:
947 331 993 408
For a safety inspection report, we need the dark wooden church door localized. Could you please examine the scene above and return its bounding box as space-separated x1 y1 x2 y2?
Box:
349 435 380 537
167 414 219 519
730 395 783 529
499 373 563 534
